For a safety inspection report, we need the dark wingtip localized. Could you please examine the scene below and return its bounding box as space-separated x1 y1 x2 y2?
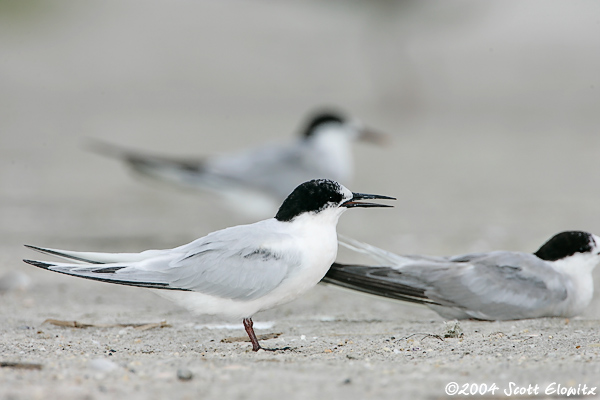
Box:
24 244 42 251
23 259 53 269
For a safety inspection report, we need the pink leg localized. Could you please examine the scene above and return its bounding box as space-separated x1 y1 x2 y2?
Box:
242 318 291 352
243 317 262 352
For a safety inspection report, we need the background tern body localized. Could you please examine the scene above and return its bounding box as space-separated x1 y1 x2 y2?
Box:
24 179 394 351
93 110 386 218
324 231 600 320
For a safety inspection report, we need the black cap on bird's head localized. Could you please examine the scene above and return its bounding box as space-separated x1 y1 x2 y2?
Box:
302 111 346 138
534 231 598 261
300 109 388 145
275 179 395 222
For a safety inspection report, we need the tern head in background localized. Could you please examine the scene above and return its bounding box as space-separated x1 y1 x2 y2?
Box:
301 110 387 145
24 179 395 352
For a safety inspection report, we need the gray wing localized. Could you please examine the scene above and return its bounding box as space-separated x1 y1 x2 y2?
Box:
93 139 326 201
206 140 335 199
89 140 210 188
92 138 344 201
326 251 568 320
166 231 300 300
25 223 301 301
420 252 568 319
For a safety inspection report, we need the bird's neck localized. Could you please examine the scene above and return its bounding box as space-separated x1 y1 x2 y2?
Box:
551 253 597 315
305 130 353 183
551 253 598 277
285 207 345 232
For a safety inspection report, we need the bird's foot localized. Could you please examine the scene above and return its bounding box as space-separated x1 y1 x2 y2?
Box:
253 345 292 352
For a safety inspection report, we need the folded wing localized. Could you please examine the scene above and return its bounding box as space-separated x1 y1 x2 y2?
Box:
24 226 300 301
326 238 569 320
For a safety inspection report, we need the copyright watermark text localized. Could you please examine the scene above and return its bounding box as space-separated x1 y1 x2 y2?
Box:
445 382 597 397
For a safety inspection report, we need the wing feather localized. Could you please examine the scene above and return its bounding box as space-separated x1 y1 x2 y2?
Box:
24 220 300 301
331 237 570 320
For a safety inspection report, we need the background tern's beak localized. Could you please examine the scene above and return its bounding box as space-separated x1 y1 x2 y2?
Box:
358 127 390 146
342 192 396 208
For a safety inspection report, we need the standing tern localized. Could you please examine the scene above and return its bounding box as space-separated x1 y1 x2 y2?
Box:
324 231 600 320
91 109 387 218
23 179 394 351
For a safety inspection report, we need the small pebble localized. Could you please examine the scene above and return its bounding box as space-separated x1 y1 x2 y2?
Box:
17 325 33 330
177 368 193 381
88 358 118 372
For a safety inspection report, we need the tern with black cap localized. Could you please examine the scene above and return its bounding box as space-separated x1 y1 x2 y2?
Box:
91 109 388 218
325 231 600 320
24 179 394 351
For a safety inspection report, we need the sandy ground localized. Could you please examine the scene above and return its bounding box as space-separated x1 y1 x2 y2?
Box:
2 1 600 399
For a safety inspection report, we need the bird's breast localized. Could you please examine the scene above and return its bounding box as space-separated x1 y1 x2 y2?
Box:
264 224 338 307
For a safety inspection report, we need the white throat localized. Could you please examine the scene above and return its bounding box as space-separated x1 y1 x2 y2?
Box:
288 205 347 229
551 252 599 276
550 252 599 315
306 127 354 183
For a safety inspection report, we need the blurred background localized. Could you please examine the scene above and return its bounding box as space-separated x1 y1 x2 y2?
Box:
2 0 600 313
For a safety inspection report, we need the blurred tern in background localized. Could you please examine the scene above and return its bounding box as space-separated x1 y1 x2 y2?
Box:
324 231 600 320
92 109 388 218
24 179 394 351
